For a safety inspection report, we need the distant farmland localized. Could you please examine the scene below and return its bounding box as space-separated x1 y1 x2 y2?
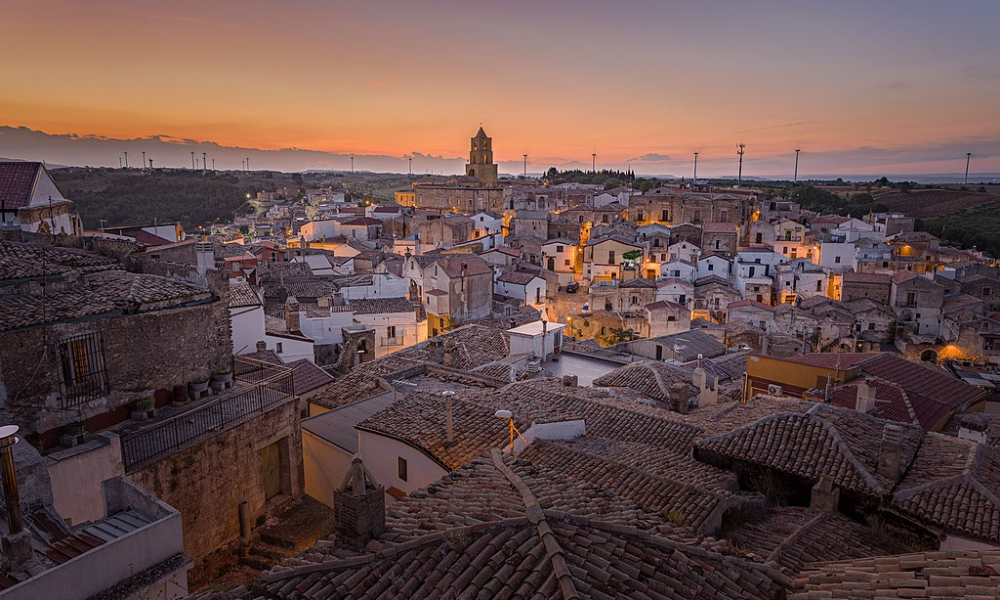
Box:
871 189 997 219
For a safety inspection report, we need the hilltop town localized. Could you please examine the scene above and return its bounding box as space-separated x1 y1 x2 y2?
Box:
0 126 999 600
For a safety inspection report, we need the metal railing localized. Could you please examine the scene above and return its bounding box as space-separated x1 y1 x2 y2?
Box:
121 359 294 473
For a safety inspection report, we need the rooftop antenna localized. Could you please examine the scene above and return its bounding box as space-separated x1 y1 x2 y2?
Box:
494 409 529 454
693 151 699 181
794 149 801 183
736 143 746 187
442 390 455 446
965 152 972 185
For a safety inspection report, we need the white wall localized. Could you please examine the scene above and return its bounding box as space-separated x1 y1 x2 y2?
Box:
299 310 354 347
230 305 267 356
353 312 420 357
265 333 314 363
358 431 448 500
302 430 354 508
299 219 341 241
46 433 123 526
509 419 586 454
340 273 409 300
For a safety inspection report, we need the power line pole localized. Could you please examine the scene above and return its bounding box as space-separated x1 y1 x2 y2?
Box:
523 154 527 178
212 158 215 171
693 152 699 181
191 151 195 169
351 156 354 173
736 143 746 186
245 157 250 173
118 156 122 169
965 152 972 185
124 152 129 169
592 153 596 174
408 156 412 178
794 149 801 183
203 152 207 174
141 151 146 171
148 158 154 170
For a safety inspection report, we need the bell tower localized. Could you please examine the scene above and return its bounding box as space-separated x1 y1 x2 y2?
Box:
466 127 498 186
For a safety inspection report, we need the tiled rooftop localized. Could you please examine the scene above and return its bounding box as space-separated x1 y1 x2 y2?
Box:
695 403 923 497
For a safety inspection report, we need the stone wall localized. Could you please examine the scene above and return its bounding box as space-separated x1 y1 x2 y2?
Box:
0 299 231 443
128 397 303 564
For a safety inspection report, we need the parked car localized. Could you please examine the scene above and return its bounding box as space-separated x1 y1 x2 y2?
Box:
565 282 580 293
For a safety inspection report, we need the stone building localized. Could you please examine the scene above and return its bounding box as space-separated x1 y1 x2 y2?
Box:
412 128 504 212
0 240 231 446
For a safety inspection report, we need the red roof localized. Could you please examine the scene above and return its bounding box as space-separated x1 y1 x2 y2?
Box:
858 354 985 422
342 217 381 226
781 353 882 370
0 162 41 209
728 299 773 311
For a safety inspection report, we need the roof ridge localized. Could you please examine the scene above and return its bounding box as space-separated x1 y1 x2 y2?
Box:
640 362 673 401
764 510 831 568
810 412 886 495
259 516 531 583
490 448 581 600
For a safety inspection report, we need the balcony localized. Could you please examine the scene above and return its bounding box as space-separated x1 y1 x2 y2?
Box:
0 478 186 600
119 357 295 473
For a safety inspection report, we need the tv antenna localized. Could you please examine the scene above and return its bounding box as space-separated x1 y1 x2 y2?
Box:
495 409 529 454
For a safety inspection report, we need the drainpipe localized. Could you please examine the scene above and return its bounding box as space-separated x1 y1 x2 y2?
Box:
0 425 23 534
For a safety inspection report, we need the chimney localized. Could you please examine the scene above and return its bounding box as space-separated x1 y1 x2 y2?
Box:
333 457 385 551
810 473 840 512
256 341 267 359
195 241 214 275
692 366 718 407
855 379 877 414
442 343 455 368
285 296 301 333
428 338 444 364
877 424 904 481
669 383 690 414
824 373 833 403
442 391 455 447
562 374 578 387
957 415 988 444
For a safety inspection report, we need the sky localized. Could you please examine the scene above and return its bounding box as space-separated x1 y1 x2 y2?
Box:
2 0 1000 178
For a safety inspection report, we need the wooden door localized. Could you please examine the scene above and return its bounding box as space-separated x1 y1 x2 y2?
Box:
262 442 281 500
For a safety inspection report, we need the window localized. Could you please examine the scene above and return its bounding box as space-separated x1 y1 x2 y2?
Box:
720 210 729 222
556 245 564 252
602 215 609 223
608 251 616 264
906 292 916 307
638 212 645 221
630 295 638 305
749 266 756 277
387 325 397 339
985 288 993 296
714 240 721 250
398 457 408 481
708 263 715 271
693 210 702 222
58 332 109 406
536 287 541 304
661 209 669 221
816 281 822 292
868 323 876 330
668 316 676 322
276 342 283 353
600 326 607 335
564 259 570 266
834 256 841 264
232 263 240 272
678 294 686 305
653 239 660 248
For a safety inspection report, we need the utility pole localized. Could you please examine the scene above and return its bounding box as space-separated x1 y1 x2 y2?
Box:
736 143 746 186
212 158 215 171
794 149 801 183
693 152 699 181
118 156 123 169
965 152 972 185
523 154 527 178
148 158 153 170
191 151 195 169
408 156 412 178
245 157 249 173
592 153 596 174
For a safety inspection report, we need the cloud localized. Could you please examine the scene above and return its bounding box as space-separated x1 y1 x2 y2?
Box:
626 153 672 163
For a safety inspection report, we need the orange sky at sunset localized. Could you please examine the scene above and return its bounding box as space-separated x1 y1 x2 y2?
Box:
3 0 1000 176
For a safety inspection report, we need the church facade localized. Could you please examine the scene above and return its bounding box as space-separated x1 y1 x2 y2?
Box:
413 127 504 213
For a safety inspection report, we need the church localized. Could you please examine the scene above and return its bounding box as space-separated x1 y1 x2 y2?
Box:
409 127 505 213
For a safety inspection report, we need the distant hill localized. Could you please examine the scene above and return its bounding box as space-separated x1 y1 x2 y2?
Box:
51 168 253 229
871 189 998 219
